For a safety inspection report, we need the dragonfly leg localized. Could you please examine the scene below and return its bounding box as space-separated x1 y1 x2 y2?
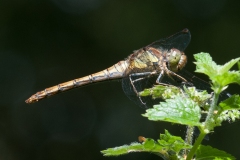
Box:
129 75 146 106
167 70 188 83
129 71 157 107
131 71 157 83
156 70 164 84
156 69 188 86
155 70 183 88
155 70 172 86
129 71 158 94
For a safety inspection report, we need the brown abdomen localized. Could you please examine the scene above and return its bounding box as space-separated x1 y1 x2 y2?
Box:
25 60 129 103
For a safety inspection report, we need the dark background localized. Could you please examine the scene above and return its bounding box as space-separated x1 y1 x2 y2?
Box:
1 0 240 159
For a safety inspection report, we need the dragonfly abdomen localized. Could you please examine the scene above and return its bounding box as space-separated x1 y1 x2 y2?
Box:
25 60 129 103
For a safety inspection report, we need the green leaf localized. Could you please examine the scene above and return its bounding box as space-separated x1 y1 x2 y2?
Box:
140 85 211 109
238 61 240 70
159 130 191 154
101 143 145 156
219 58 240 73
183 86 211 109
142 96 201 126
219 94 240 110
194 52 218 77
194 53 240 78
139 85 181 99
213 71 240 88
193 53 240 93
101 140 165 157
101 130 191 159
195 145 236 160
143 138 156 150
217 95 240 123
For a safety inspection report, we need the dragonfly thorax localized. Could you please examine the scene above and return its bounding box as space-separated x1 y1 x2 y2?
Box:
166 48 187 73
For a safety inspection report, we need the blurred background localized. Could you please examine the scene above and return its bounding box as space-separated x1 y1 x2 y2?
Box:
0 0 240 159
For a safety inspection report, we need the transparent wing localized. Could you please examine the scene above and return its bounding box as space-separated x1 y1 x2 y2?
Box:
122 74 159 109
147 28 191 52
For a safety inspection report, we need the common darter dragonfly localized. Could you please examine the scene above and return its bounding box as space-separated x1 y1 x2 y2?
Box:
25 29 229 108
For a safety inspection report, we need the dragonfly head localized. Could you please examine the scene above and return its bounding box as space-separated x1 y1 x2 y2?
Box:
166 48 187 72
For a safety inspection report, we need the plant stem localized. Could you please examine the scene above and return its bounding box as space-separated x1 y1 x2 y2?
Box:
186 131 206 160
186 92 220 160
205 92 220 130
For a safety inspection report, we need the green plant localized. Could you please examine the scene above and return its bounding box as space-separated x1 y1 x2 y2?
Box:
101 52 240 160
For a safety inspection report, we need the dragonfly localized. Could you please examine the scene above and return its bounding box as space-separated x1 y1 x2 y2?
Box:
26 29 229 108
25 28 191 106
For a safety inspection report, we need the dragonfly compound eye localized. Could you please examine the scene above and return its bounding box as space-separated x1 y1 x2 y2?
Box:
167 49 186 72
178 54 187 71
